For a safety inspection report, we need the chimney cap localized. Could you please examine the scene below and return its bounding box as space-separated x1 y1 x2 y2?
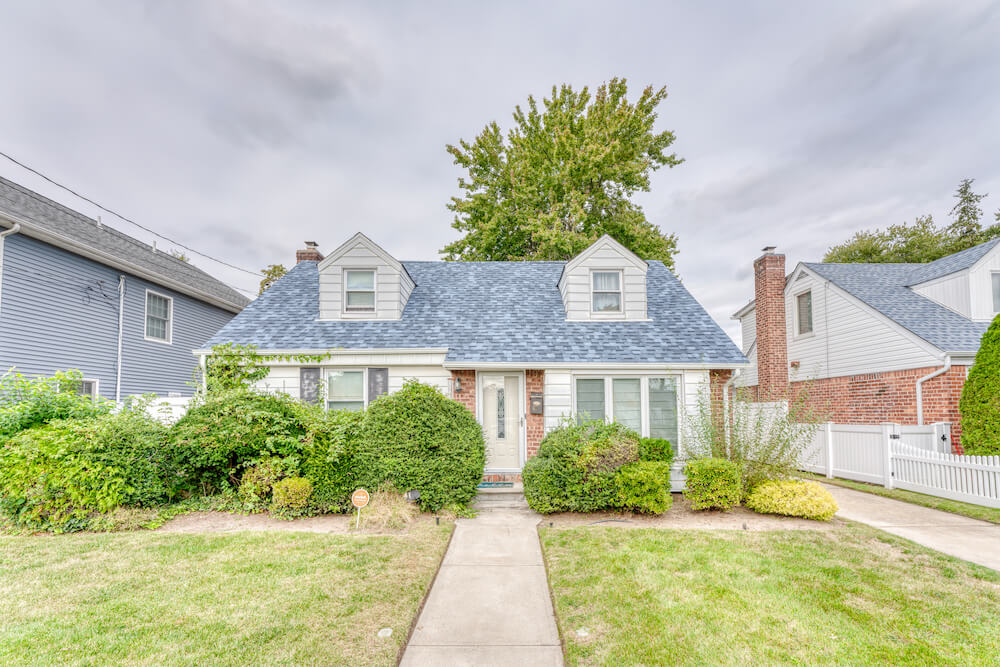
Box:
304 241 319 249
762 245 776 254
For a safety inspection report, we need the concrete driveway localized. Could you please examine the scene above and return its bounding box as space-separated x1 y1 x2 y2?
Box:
824 484 1000 571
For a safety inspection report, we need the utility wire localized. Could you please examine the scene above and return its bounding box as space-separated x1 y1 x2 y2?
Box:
0 149 264 278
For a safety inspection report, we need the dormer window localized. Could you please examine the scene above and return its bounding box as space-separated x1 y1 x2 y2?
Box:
592 271 622 313
344 270 376 312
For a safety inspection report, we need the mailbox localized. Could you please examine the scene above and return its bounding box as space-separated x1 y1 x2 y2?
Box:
530 392 544 415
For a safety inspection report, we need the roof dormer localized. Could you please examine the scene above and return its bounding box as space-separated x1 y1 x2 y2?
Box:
317 233 414 320
558 235 649 321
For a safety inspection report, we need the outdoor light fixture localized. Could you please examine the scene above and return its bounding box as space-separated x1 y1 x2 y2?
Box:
404 489 421 502
454 377 462 393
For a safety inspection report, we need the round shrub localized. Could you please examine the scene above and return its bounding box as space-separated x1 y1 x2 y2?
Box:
523 421 651 514
638 437 674 463
745 480 838 521
271 477 313 518
299 408 364 512
683 457 742 511
614 461 672 514
238 457 296 511
168 389 309 491
353 381 485 512
0 408 173 532
959 314 1000 455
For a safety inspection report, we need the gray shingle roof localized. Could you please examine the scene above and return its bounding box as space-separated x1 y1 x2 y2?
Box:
803 262 988 354
905 238 1000 286
207 260 748 365
0 176 249 311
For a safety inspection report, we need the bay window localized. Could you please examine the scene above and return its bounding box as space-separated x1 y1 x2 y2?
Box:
574 375 680 447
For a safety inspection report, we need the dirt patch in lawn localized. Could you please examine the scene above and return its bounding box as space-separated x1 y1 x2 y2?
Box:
542 494 838 531
158 511 442 536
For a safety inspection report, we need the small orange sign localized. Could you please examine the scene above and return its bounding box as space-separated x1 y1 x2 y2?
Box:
351 488 370 509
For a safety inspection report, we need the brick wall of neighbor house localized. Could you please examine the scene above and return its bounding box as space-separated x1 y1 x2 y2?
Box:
786 365 968 452
450 370 476 415
526 370 545 459
754 250 788 396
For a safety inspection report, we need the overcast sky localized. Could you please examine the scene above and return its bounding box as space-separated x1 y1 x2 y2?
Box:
2 1 999 344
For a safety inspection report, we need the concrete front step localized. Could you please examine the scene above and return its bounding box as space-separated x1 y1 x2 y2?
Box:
474 483 528 509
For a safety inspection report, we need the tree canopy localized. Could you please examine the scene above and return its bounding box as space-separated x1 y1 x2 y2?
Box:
258 264 287 295
440 78 682 270
824 179 1000 263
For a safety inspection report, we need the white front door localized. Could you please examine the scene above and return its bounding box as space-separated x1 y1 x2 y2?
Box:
482 374 521 470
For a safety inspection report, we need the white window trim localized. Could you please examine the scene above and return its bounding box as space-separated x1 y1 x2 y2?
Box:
342 268 377 316
793 288 814 339
589 269 625 319
570 372 683 445
990 270 1000 314
144 289 173 344
325 367 369 410
78 377 99 400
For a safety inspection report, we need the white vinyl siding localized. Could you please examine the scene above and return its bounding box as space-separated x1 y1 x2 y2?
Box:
911 270 972 318
252 353 451 399
785 270 940 382
739 309 756 353
144 290 172 343
558 237 648 320
966 245 1000 320
318 235 414 320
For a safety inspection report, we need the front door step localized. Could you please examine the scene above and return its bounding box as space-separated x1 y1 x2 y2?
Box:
473 482 528 510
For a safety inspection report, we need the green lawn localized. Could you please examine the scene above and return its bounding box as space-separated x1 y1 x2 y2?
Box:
0 521 452 666
799 472 1000 524
541 524 1000 666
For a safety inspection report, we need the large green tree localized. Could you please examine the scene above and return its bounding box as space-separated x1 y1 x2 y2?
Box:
824 179 1000 263
959 313 1000 455
441 78 683 270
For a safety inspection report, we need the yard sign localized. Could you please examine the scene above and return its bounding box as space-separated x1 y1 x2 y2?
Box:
352 488 370 529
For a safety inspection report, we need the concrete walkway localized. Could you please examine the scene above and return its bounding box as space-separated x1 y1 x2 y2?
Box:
824 484 1000 571
400 509 563 667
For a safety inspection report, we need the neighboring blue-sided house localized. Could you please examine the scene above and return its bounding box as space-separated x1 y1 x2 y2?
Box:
0 176 250 400
204 232 747 478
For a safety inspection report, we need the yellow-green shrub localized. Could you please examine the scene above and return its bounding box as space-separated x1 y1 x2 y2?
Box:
745 480 838 521
683 457 742 510
271 477 313 518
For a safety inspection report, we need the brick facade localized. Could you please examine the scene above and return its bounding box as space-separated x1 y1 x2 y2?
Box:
526 369 545 459
753 250 788 395
450 370 476 415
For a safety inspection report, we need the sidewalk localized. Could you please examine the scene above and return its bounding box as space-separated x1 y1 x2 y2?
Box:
400 508 563 667
824 484 1000 571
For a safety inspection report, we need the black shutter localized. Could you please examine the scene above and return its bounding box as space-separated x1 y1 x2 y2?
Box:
300 367 321 405
368 368 388 402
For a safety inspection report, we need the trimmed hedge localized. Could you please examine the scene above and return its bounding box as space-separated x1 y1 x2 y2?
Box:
745 480 838 521
353 381 485 511
959 313 1000 455
638 437 674 463
271 477 313 518
0 408 174 531
684 458 742 511
299 408 364 512
523 422 672 514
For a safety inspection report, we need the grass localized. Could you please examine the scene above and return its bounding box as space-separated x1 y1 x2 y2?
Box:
541 523 1000 666
0 521 452 666
799 471 1000 524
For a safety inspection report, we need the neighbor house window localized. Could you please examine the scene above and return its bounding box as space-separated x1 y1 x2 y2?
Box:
591 271 622 313
77 379 98 400
327 370 365 411
992 273 1000 312
145 291 172 343
796 290 813 335
345 270 376 312
574 376 680 448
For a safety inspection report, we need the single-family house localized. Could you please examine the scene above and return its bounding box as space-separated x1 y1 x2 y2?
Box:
734 243 1000 451
0 176 250 400
202 232 747 480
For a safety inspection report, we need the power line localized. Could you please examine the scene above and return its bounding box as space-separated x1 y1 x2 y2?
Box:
0 149 264 278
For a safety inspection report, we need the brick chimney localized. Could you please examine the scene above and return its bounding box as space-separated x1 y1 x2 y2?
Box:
296 241 323 263
754 246 788 396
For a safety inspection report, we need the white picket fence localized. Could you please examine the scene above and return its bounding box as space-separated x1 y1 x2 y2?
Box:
801 421 1000 509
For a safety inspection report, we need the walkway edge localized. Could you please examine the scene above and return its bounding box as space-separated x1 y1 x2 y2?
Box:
395 521 457 666
537 521 568 660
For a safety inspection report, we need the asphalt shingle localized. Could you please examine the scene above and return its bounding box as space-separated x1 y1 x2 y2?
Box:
207 260 748 365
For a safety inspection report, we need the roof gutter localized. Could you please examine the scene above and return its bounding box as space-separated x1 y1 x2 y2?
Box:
915 355 951 426
0 214 245 313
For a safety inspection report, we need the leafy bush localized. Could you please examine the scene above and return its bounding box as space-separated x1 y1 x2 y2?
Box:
238 457 296 511
298 407 363 512
638 437 674 463
271 477 313 518
960 314 1000 455
168 389 308 492
353 381 485 512
683 458 742 511
522 421 643 514
0 370 111 436
203 343 270 393
614 461 672 514
745 480 838 521
0 407 174 531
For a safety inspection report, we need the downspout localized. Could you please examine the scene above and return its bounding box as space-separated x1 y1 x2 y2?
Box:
115 276 125 403
0 223 22 315
915 355 951 426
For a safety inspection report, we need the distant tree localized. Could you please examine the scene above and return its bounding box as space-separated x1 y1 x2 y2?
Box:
959 314 1000 455
258 264 287 295
169 249 190 262
441 78 683 270
824 179 1000 263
